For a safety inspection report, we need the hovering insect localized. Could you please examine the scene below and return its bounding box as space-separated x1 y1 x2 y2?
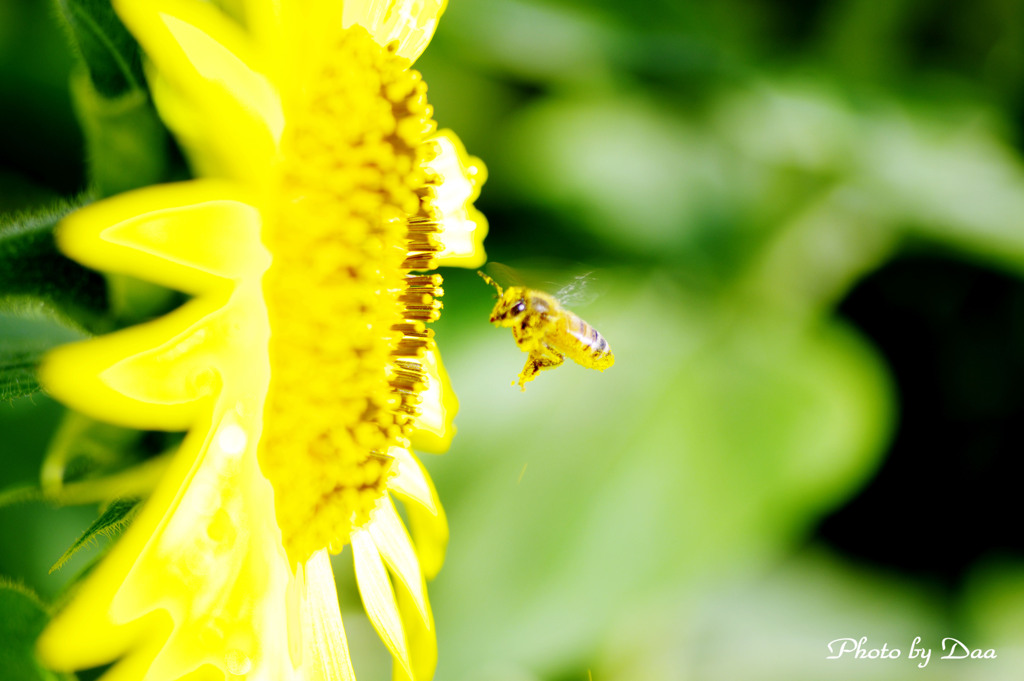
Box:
479 267 614 390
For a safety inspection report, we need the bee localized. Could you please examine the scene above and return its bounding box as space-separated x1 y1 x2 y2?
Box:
478 268 614 390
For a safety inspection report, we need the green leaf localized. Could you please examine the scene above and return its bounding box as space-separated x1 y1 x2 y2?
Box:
0 342 45 401
53 0 144 98
50 497 139 573
0 202 109 333
0 581 73 681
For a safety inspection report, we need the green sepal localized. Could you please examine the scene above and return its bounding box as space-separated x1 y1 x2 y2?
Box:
0 580 75 681
50 497 140 573
70 67 169 198
53 0 171 197
0 484 43 510
0 202 108 334
0 411 175 512
106 273 186 328
44 412 142 491
42 411 179 494
52 0 144 98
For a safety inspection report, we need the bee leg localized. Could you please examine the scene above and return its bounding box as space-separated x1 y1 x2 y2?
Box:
517 347 564 391
511 321 535 351
511 314 555 351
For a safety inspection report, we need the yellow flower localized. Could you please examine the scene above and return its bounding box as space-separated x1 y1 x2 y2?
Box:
34 0 486 679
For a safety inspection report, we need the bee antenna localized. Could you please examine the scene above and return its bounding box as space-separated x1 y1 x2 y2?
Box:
477 270 503 297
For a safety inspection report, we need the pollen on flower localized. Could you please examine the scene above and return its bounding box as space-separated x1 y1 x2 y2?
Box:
259 25 446 565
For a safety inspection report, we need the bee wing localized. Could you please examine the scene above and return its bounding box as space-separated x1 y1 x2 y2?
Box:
483 261 527 290
554 271 600 307
486 261 604 306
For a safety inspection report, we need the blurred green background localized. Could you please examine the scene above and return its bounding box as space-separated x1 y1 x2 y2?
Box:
4 0 1024 679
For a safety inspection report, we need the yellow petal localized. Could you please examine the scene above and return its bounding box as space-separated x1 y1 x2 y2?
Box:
342 0 447 62
109 408 295 681
114 0 283 181
57 180 267 293
408 343 458 454
40 296 228 430
352 528 411 677
38 295 284 678
427 130 488 268
390 575 437 681
48 636 170 681
369 497 429 625
300 551 357 681
35 413 219 670
386 450 448 580
37 601 163 674
387 447 435 514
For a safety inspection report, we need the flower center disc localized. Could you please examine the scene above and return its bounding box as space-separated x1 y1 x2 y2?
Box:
259 26 442 565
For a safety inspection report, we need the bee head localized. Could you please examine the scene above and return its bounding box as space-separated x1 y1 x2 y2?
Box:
489 289 528 325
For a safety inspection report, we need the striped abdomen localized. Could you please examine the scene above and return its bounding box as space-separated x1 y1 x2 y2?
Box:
552 309 614 370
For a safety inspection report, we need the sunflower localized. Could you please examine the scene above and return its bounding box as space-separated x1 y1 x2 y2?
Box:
34 0 486 679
